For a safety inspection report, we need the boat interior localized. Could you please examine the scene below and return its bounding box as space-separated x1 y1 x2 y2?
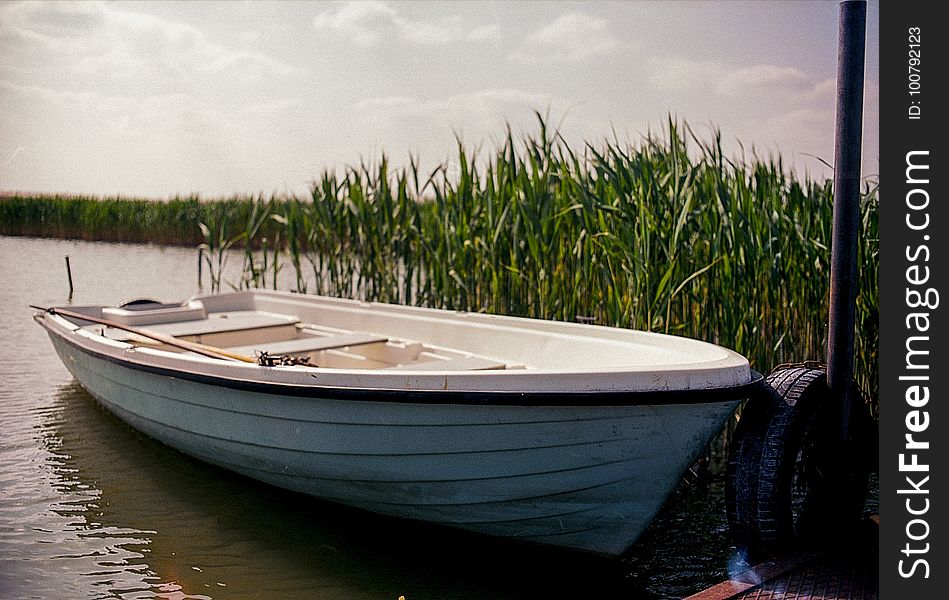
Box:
85 298 518 371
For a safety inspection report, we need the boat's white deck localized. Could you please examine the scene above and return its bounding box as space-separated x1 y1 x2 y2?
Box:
42 290 753 393
53 290 752 392
98 307 516 371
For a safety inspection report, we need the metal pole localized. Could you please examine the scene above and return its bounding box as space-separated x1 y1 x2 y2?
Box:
827 0 866 441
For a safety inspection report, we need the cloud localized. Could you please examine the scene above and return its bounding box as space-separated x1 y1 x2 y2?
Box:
350 88 592 182
313 1 466 47
0 79 229 137
1 1 303 88
353 88 581 148
509 12 624 63
791 77 835 104
355 88 567 124
313 1 397 46
715 64 811 96
639 55 860 177
3 146 27 167
467 24 500 42
761 107 834 134
752 106 837 172
647 58 725 92
648 57 824 101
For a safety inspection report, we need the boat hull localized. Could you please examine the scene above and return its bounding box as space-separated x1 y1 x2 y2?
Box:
47 330 741 556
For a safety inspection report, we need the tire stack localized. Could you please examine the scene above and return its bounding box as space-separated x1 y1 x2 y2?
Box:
725 365 876 560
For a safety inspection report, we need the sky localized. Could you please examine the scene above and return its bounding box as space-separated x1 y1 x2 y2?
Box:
0 0 880 199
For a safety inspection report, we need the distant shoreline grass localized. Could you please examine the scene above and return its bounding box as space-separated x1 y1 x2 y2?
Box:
0 118 879 408
0 193 273 246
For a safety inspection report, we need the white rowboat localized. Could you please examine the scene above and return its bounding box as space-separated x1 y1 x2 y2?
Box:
35 289 760 556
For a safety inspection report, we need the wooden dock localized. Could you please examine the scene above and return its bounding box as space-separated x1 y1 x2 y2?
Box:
685 517 878 600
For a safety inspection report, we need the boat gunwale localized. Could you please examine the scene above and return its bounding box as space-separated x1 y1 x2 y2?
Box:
41 314 765 407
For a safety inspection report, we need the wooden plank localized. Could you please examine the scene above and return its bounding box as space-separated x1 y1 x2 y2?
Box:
683 552 821 600
228 333 388 356
145 311 300 337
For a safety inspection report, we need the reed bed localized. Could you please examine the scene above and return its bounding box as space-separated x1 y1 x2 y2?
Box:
0 194 283 246
0 118 878 407
239 119 877 405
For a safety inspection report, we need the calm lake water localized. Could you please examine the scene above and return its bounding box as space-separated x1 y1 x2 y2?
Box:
1 235 773 599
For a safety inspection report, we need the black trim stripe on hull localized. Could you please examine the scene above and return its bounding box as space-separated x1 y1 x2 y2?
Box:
49 324 765 407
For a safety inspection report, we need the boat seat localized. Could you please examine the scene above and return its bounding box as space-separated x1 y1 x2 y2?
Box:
144 311 300 337
105 311 300 342
388 356 505 371
102 300 207 326
228 333 389 356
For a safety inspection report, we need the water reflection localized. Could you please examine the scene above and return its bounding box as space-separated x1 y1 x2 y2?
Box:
43 382 657 599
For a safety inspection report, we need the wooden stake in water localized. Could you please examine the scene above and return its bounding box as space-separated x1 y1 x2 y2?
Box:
197 247 204 289
65 255 74 300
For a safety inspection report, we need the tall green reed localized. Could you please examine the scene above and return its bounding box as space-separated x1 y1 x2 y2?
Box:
264 116 879 406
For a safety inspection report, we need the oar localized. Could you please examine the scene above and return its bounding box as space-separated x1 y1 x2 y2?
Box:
31 305 257 364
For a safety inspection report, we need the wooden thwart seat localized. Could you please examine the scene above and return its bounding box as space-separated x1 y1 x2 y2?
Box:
228 332 389 356
148 311 300 337
105 311 301 343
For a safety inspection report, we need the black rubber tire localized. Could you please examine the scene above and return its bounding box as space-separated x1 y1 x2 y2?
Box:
724 383 779 558
727 366 872 559
757 367 870 553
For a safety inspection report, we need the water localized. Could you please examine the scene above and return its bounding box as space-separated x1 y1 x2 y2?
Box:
0 235 747 599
